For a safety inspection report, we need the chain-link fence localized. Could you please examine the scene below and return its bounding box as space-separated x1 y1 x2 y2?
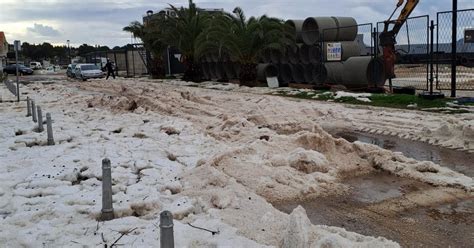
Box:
83 48 148 78
436 9 474 91
377 15 430 90
1 71 17 97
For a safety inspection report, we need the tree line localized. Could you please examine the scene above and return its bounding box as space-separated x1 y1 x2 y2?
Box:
8 43 134 62
123 0 294 84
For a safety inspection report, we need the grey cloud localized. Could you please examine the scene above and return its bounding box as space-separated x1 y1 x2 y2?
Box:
27 23 61 37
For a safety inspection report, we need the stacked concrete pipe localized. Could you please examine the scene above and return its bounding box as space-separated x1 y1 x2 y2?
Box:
257 63 279 82
215 63 225 79
278 63 292 86
301 16 358 44
201 63 211 80
223 62 236 79
286 20 305 43
324 57 385 88
208 62 218 79
233 62 241 79
198 16 383 89
286 45 300 64
289 64 305 83
270 49 282 63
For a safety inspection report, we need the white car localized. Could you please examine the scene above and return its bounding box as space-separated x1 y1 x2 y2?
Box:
74 64 104 81
30 62 42 70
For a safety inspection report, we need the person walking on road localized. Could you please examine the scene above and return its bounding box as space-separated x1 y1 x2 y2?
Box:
103 59 116 80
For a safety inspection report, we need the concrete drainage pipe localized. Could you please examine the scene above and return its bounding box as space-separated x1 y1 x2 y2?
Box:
341 57 385 88
302 17 338 44
300 44 311 64
303 45 321 63
215 62 225 80
201 63 211 80
278 63 292 86
286 20 305 43
233 62 241 79
257 63 279 82
223 62 236 79
303 63 315 83
286 45 300 64
270 49 282 63
333 17 358 41
289 64 306 83
324 62 344 83
208 62 218 79
302 16 358 44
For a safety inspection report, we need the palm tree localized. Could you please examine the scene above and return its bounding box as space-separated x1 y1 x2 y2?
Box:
165 0 215 82
198 7 294 85
123 17 167 78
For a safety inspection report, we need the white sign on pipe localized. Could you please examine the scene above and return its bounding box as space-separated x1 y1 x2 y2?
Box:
326 42 341 61
266 77 279 88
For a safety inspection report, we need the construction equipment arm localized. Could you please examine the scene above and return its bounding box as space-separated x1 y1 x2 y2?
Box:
380 0 420 79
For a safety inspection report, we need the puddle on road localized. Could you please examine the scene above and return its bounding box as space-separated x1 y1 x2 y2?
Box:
330 130 474 177
343 171 432 204
275 171 474 247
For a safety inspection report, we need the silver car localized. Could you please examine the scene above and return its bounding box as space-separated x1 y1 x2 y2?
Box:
75 64 104 81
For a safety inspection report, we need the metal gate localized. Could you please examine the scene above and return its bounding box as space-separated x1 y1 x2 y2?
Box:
436 9 474 91
377 15 430 90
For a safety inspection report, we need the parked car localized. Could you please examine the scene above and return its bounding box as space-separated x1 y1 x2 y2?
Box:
66 64 77 78
2 64 34 75
30 62 42 70
74 64 104 81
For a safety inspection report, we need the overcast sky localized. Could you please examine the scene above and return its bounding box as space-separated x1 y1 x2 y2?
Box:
0 0 472 47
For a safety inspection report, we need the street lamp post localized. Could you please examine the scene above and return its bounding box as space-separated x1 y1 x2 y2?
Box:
67 40 71 64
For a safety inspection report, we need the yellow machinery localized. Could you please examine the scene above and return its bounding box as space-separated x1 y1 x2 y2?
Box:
380 0 420 79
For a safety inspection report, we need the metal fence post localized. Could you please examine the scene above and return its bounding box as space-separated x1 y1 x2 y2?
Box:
26 97 31 117
37 106 44 132
46 113 54 145
31 100 37 123
429 20 435 95
451 0 457 97
160 211 174 248
101 158 114 221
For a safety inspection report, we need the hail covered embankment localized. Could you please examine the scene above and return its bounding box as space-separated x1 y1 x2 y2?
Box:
0 77 472 247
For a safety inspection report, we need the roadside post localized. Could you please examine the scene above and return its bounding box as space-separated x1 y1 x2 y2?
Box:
101 158 114 221
46 113 55 145
26 97 31 117
31 100 37 123
160 211 174 248
37 106 44 132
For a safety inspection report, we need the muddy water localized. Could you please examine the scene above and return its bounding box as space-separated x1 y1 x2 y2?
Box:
331 131 474 177
276 131 474 246
276 171 474 247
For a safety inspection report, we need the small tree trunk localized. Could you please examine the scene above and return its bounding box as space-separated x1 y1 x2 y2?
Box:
182 58 203 82
149 58 165 79
239 62 257 87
